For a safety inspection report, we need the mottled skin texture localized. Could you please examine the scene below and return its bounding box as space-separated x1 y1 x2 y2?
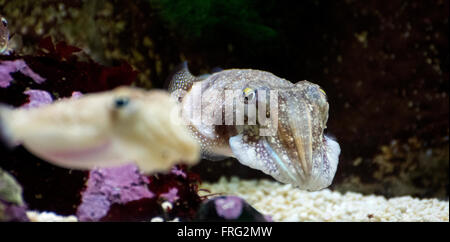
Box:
0 16 9 54
169 63 340 191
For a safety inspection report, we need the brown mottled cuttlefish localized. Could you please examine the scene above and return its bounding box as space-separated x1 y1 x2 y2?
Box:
169 62 340 191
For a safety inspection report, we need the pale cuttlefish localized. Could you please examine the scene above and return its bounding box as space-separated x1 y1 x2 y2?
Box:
0 87 200 173
169 62 340 191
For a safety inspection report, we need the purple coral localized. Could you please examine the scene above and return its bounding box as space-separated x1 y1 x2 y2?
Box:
76 164 154 221
0 60 46 88
160 187 180 203
20 90 82 109
171 166 187 178
21 89 53 109
214 196 244 220
70 91 83 99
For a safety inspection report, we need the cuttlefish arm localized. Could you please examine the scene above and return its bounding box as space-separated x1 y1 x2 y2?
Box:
0 87 200 174
230 133 340 191
230 84 340 190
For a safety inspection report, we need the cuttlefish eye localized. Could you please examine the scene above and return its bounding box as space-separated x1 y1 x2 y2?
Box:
112 96 137 121
1 17 7 27
243 87 256 102
114 97 130 108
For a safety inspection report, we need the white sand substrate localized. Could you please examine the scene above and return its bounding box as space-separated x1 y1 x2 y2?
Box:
199 177 449 222
27 211 78 222
25 176 449 222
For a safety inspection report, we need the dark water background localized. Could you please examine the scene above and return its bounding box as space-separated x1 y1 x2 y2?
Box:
0 0 448 214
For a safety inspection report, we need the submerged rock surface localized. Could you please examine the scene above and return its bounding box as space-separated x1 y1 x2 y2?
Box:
0 168 28 221
196 195 271 222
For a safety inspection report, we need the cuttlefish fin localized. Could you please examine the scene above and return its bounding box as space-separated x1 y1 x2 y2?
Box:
167 61 204 103
167 61 197 93
229 134 298 185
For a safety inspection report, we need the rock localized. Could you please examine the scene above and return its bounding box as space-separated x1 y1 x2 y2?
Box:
195 196 271 222
0 168 28 221
76 164 154 222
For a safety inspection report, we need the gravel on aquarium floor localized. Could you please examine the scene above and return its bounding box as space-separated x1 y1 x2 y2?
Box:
24 177 449 222
199 177 449 222
27 211 78 222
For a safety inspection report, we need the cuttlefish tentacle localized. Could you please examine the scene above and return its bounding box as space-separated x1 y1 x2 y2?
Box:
287 98 313 180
